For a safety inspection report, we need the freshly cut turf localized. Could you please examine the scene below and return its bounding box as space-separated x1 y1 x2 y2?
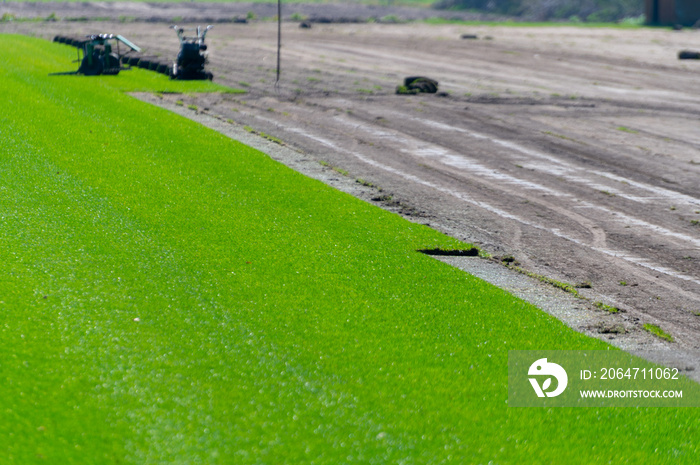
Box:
1 35 698 464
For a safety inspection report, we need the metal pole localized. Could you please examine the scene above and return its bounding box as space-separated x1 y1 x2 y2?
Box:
276 0 281 84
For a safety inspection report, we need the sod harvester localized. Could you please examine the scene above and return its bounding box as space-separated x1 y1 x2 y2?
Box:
171 25 213 80
52 34 141 76
53 26 213 80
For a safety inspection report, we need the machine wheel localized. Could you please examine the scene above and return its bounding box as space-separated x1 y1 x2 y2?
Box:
102 53 121 75
79 52 104 76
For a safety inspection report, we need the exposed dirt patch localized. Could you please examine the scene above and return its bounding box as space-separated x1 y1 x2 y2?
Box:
4 5 700 371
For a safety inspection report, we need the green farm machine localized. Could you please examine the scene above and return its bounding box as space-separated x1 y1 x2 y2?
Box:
53 26 214 80
170 25 214 80
52 34 141 76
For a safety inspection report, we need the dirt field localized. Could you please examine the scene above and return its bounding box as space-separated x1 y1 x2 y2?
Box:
4 5 700 362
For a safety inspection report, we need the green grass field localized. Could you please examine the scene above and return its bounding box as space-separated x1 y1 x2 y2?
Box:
1 35 697 464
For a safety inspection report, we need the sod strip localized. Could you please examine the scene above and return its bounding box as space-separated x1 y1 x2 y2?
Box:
1 35 698 464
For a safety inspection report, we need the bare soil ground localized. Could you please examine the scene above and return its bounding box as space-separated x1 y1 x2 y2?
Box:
4 4 700 368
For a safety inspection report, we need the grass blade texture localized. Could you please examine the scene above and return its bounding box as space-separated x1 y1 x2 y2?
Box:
0 35 697 464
